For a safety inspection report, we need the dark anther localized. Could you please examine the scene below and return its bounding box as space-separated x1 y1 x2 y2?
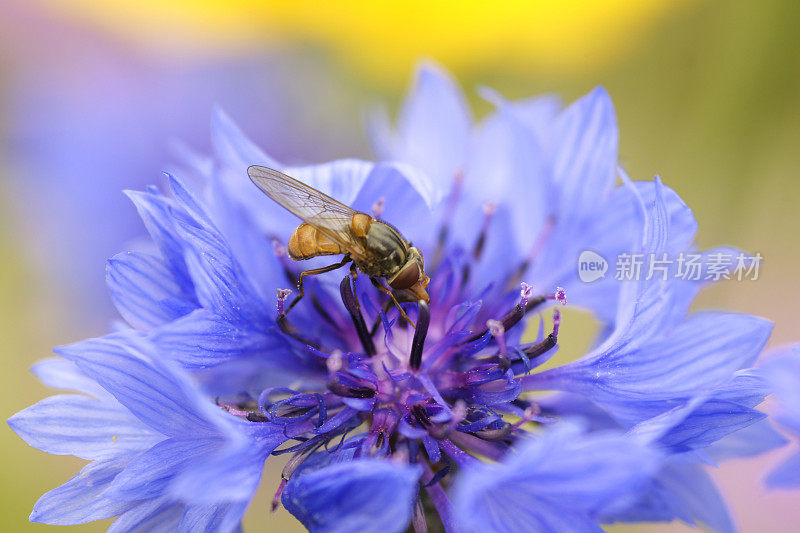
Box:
411 404 432 428
511 398 533 410
327 380 376 399
500 303 525 331
524 295 547 312
339 276 376 357
246 411 269 422
522 333 557 358
409 301 431 370
461 301 527 345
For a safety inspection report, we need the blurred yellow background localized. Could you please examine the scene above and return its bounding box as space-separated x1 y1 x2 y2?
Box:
1 0 799 531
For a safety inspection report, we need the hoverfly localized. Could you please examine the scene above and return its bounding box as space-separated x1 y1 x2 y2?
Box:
247 166 430 322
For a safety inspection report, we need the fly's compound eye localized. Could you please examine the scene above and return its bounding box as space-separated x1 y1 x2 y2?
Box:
389 261 421 290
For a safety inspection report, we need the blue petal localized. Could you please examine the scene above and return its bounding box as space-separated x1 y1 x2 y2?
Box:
464 101 549 254
170 427 283 504
282 458 421 533
529 312 772 425
708 419 787 462
30 357 109 399
503 93 561 145
766 451 800 488
105 438 220 501
452 423 662 532
550 87 618 222
179 502 249 533
126 188 192 291
211 106 278 175
167 175 268 325
636 399 765 453
150 308 289 368
350 163 437 243
30 459 132 525
535 178 697 326
604 461 735 533
389 62 471 196
56 334 239 439
8 393 161 461
107 498 183 533
107 252 196 329
202 172 285 305
762 345 800 433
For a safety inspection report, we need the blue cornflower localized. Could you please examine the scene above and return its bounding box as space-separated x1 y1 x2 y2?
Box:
9 63 783 532
762 345 800 488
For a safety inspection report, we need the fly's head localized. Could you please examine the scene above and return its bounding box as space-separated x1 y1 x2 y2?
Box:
388 247 430 304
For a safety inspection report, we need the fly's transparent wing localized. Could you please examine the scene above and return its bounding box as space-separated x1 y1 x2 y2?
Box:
248 165 365 255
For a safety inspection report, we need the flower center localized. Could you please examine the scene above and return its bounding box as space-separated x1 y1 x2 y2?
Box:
219 188 566 513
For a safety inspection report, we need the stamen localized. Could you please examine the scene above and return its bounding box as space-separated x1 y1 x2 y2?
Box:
510 405 541 430
551 307 561 339
372 197 386 218
486 319 507 356
271 479 287 513
520 282 533 306
549 286 567 306
217 399 268 421
339 276 376 357
272 237 287 258
409 301 431 370
276 288 292 315
273 442 323 512
522 308 560 358
326 350 343 373
524 294 548 312
326 380 376 398
412 404 432 427
461 283 535 344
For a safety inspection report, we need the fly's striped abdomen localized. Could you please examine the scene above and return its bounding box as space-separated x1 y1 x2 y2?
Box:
288 223 347 260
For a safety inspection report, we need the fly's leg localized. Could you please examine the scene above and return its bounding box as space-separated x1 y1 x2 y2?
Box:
286 255 351 314
369 277 416 329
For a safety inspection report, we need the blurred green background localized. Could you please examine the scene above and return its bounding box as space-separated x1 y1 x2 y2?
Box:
1 0 799 531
